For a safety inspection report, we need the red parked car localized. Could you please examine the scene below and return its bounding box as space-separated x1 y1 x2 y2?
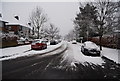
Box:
31 39 47 50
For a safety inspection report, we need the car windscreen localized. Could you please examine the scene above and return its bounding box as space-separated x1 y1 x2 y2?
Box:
85 42 98 48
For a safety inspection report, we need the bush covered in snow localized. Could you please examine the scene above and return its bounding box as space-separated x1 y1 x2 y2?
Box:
0 33 18 40
0 32 19 48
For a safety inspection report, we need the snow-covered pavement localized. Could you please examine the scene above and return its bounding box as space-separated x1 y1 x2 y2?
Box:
0 41 63 61
101 47 120 64
0 45 31 58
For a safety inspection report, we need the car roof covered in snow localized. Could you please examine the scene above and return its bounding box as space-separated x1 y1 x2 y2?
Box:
84 41 99 49
84 41 93 44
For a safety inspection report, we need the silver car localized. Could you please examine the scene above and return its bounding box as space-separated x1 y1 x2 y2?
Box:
81 41 100 56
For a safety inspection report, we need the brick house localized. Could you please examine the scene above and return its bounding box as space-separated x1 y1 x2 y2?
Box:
6 23 32 38
0 20 8 33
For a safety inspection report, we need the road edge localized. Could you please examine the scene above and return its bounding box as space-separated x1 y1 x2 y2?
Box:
101 56 120 66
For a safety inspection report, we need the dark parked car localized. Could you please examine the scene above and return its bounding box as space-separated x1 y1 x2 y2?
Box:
81 41 100 56
31 39 47 50
50 40 58 45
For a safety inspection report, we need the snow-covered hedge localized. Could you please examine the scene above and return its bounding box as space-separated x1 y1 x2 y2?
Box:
90 36 119 49
0 33 19 41
0 33 19 48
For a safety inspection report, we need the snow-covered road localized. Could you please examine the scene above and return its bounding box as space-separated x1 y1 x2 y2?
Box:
3 42 120 79
43 42 119 79
1 41 119 64
59 43 105 69
60 42 120 66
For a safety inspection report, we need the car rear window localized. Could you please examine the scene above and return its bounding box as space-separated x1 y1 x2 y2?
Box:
32 40 40 43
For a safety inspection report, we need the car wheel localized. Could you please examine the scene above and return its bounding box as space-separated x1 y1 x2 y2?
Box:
43 45 47 49
97 52 101 56
44 46 46 49
41 47 44 50
81 48 83 53
84 51 88 55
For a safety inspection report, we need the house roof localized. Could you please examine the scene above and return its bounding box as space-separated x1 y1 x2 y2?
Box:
6 23 32 29
0 20 8 23
6 23 20 26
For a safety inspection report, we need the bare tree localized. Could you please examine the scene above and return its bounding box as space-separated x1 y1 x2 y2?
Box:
93 0 118 50
29 6 47 39
45 23 59 40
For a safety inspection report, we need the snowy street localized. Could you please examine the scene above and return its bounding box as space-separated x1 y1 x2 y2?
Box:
2 42 120 79
1 1 120 80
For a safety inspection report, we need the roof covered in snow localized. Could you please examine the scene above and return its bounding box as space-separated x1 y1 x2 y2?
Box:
0 19 8 23
6 23 32 29
6 23 20 26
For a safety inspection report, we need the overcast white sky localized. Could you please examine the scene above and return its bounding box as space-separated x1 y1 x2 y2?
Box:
1 0 118 36
1 2 80 36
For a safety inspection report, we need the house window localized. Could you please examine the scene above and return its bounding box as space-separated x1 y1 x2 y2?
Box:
9 26 11 30
19 26 22 31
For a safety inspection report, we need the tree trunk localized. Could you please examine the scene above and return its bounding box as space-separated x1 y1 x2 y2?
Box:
99 35 102 50
37 28 39 39
32 27 34 35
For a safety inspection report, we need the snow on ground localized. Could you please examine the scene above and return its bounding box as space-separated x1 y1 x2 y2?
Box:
23 41 63 56
0 41 63 61
61 43 105 66
0 45 31 58
101 47 120 64
64 42 119 66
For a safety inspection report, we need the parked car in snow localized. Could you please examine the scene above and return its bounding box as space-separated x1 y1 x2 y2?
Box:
17 37 26 45
31 39 47 50
72 40 77 44
24 38 31 44
17 37 31 45
81 41 100 56
50 40 58 45
58 39 62 43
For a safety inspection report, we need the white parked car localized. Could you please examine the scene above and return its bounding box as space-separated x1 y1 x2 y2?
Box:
17 37 26 44
72 40 77 44
81 41 100 56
